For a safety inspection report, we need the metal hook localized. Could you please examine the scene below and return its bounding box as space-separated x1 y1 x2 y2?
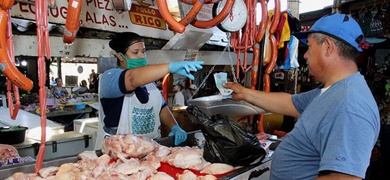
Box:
359 4 368 13
381 0 388 11
371 0 378 11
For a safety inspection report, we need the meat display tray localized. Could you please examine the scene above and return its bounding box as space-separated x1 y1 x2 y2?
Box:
0 131 272 179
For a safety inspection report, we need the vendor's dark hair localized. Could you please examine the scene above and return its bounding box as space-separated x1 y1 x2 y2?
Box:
109 32 144 66
109 32 144 54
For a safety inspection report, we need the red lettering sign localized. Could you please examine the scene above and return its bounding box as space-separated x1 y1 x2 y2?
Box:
129 4 166 30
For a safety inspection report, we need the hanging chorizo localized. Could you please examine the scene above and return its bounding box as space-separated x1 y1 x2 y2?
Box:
0 0 14 10
0 9 33 91
250 43 260 90
157 0 186 33
269 0 280 34
63 0 83 44
255 0 267 43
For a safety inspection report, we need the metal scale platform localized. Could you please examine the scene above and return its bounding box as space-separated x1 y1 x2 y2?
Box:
188 95 266 117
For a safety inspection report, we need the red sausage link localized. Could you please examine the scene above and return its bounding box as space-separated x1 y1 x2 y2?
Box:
157 0 186 33
255 0 267 43
63 0 83 44
0 10 33 91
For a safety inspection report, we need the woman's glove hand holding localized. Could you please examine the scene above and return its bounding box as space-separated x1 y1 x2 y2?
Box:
169 61 204 80
168 125 187 145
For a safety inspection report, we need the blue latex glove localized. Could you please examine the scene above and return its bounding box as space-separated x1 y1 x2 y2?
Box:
168 125 187 145
169 61 204 80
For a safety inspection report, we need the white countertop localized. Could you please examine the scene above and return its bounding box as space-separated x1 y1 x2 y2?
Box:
0 107 63 129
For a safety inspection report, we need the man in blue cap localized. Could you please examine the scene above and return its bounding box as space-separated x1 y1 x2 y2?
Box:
223 13 380 179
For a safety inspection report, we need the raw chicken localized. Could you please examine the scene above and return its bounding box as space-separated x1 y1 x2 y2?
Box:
162 146 208 170
77 150 98 161
38 166 59 178
177 170 197 180
114 158 142 175
177 170 218 180
56 163 79 176
4 135 235 179
149 172 174 180
4 172 29 180
147 145 171 158
102 134 156 159
0 144 20 161
200 163 234 175
198 175 217 180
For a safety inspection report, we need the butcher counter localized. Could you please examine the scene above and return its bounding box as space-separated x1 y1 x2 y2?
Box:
0 131 275 179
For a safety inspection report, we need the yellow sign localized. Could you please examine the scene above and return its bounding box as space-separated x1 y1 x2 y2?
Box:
129 4 166 30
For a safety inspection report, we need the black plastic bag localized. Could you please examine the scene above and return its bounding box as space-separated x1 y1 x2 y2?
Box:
187 105 266 166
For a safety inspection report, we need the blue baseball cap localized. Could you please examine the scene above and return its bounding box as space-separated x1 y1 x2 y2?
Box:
294 13 364 52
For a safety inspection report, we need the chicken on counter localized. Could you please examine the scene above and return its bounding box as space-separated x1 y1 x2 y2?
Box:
5 134 235 179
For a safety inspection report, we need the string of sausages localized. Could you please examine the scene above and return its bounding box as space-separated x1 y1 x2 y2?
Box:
230 0 258 82
34 0 51 172
5 9 20 120
257 0 280 132
229 0 280 132
157 0 234 33
0 0 33 120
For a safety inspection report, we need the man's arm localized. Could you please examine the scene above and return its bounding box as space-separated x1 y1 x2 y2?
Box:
223 82 300 117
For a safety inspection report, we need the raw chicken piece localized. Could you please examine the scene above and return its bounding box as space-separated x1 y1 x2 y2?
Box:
125 165 155 180
38 166 59 178
198 175 217 180
177 170 197 180
54 172 76 180
4 172 29 180
141 155 161 170
149 145 171 158
162 146 206 170
114 158 141 175
102 134 156 159
56 163 79 176
177 170 218 180
0 144 20 161
91 154 111 178
78 150 98 161
149 172 174 180
199 163 234 175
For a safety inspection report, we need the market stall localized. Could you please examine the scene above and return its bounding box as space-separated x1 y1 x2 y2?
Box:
2 0 366 179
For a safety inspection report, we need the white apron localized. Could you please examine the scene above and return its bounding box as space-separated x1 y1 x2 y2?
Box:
95 83 162 150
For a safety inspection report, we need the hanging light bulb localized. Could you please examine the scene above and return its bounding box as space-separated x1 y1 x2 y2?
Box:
21 60 27 66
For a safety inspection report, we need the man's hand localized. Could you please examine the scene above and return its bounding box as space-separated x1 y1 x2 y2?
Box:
223 82 246 101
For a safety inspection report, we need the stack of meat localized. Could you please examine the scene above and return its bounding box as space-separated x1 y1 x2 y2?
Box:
6 134 234 180
0 144 21 167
